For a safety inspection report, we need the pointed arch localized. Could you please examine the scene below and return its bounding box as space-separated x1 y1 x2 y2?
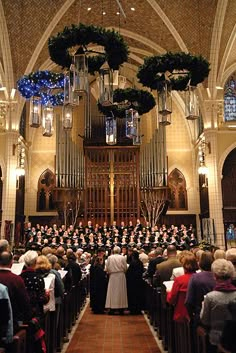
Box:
168 168 188 210
37 169 56 212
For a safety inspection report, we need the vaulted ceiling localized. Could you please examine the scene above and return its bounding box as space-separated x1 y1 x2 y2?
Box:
1 0 236 108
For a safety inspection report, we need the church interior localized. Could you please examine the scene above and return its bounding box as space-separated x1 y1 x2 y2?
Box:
1 0 236 249
0 0 236 352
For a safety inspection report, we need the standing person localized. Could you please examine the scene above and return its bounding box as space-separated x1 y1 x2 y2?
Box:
0 251 31 332
154 245 181 286
105 246 128 315
200 259 236 353
126 251 144 314
91 256 107 314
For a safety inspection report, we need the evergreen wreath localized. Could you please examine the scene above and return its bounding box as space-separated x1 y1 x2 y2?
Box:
48 23 129 74
98 88 156 118
137 52 210 91
17 71 64 106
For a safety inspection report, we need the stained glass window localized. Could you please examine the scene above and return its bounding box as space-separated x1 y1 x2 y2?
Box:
224 76 236 121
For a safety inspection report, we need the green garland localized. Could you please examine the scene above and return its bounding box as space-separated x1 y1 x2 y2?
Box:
48 23 129 74
137 52 210 91
98 88 156 118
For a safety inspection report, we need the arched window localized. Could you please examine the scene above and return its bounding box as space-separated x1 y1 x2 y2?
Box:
37 169 56 211
224 75 236 121
168 168 187 210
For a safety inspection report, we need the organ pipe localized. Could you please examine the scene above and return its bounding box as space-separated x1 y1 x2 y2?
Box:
140 127 168 188
56 112 85 189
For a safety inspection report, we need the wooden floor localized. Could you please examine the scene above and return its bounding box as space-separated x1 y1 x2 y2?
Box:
65 304 162 353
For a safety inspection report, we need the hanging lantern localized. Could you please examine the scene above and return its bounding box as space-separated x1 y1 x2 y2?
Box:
73 47 88 96
125 108 138 138
64 71 79 105
42 106 54 137
62 105 73 130
30 96 41 127
158 81 172 116
158 113 171 125
98 61 113 107
105 115 117 145
132 112 141 145
185 85 199 120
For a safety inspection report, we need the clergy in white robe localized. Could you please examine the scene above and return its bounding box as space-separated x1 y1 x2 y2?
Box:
105 246 128 310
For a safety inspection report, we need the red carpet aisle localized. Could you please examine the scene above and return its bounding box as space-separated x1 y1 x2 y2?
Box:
65 305 162 353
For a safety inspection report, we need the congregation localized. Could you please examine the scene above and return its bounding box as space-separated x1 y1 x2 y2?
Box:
0 220 236 353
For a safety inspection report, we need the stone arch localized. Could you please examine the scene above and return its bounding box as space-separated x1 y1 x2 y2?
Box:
221 148 236 231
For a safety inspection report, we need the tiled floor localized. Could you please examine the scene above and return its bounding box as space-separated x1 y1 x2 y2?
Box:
66 306 162 353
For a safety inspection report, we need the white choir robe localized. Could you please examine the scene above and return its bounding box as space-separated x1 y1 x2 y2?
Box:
105 254 128 309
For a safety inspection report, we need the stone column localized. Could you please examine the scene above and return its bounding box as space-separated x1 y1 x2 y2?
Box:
0 131 18 242
205 129 225 248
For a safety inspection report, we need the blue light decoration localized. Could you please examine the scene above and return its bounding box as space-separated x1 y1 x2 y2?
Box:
17 70 65 106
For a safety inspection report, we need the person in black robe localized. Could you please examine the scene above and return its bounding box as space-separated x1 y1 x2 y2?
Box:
91 256 107 314
126 251 145 314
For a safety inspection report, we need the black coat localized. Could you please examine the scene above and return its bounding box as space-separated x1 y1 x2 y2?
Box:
126 259 145 314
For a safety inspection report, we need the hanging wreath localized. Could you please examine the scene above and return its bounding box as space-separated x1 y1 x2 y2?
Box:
137 52 210 91
48 23 129 74
17 70 64 106
98 88 156 118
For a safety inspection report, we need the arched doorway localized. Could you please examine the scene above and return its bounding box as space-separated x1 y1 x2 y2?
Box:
222 148 236 247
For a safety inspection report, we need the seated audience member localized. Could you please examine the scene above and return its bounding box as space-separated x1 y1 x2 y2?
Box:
185 251 215 323
218 299 236 353
0 251 31 332
139 249 149 267
167 253 198 322
126 251 145 314
65 252 82 285
200 259 236 353
91 256 107 314
0 283 13 344
35 255 56 313
213 249 226 260
20 250 49 319
146 248 164 282
154 245 181 287
75 248 84 265
0 239 10 253
56 246 68 268
170 250 193 280
226 247 236 286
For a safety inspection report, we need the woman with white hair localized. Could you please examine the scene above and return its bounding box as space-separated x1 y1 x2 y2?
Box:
20 250 49 319
200 259 236 353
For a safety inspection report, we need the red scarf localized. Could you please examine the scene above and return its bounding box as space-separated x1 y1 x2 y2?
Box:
214 279 236 292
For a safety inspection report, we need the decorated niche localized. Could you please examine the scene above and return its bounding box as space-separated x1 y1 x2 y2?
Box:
37 169 56 211
168 168 187 210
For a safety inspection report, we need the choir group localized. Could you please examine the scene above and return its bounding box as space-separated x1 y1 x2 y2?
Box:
24 220 198 254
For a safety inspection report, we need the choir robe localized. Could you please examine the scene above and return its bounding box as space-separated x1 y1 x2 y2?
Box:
105 254 128 309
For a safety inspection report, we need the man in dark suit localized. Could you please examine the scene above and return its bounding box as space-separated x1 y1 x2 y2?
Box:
146 247 165 283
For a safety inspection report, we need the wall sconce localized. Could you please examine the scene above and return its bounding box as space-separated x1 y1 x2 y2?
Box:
198 139 210 188
13 136 26 180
